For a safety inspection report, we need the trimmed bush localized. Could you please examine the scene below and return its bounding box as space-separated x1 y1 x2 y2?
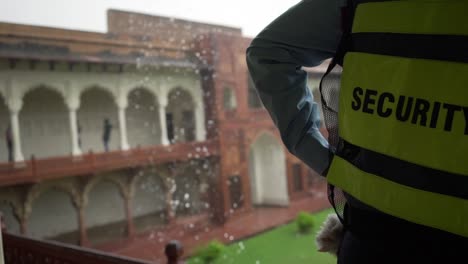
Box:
296 211 315 234
193 240 226 263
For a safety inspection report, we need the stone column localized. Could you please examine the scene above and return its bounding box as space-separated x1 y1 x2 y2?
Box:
19 218 27 235
73 195 89 246
123 193 135 238
158 97 170 146
69 110 81 156
19 202 29 235
78 207 89 246
116 96 130 151
163 171 176 224
66 98 82 156
65 83 82 156
194 100 206 142
8 99 24 162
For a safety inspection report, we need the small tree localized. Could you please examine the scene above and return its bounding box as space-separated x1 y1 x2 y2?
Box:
194 240 226 263
296 211 315 234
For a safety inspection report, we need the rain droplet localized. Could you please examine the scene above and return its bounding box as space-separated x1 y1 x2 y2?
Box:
239 242 245 250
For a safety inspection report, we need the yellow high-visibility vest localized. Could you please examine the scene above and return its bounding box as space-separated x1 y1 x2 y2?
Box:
326 0 468 237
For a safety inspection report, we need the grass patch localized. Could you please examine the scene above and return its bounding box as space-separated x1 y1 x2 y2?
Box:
188 208 335 264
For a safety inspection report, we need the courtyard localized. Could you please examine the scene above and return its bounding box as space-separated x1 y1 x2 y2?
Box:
188 208 335 264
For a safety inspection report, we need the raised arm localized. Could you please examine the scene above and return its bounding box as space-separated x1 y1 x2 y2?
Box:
246 0 344 175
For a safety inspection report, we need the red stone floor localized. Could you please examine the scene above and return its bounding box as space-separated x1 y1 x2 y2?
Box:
96 185 331 263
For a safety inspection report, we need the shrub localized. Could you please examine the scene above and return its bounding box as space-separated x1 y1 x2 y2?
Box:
194 240 226 263
296 211 315 234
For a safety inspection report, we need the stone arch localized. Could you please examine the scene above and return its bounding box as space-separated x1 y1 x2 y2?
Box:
129 167 167 195
78 86 119 153
129 166 173 197
130 169 167 233
79 85 117 102
83 175 128 202
166 85 197 102
172 163 207 216
0 186 26 221
125 86 158 99
126 87 161 148
83 175 127 245
0 93 9 162
20 86 70 159
24 182 80 219
0 199 21 234
20 83 66 103
248 131 289 206
26 185 79 244
166 87 196 143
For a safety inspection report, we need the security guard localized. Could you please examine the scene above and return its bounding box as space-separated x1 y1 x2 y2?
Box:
247 0 468 263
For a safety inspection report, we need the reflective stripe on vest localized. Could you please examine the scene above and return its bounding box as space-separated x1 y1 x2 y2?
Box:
353 1 468 35
327 0 468 237
328 156 468 237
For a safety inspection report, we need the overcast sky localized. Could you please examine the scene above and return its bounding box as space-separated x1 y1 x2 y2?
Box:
0 0 301 37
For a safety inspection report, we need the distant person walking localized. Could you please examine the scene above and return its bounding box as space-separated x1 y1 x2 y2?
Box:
102 118 112 152
5 126 13 162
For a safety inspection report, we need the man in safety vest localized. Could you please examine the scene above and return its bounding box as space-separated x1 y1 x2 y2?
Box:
246 0 468 263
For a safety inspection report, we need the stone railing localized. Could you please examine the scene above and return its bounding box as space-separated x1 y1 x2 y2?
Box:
3 232 185 264
3 232 154 264
0 140 218 187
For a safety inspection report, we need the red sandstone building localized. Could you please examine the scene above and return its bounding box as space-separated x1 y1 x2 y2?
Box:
0 9 328 262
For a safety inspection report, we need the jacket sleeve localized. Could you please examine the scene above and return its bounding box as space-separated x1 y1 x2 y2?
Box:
246 0 344 175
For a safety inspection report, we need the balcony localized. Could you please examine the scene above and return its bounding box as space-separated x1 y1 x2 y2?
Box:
0 140 218 187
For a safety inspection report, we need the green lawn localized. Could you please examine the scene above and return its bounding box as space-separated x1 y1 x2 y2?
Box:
188 208 336 264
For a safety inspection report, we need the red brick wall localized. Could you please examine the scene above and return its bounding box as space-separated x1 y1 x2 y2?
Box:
196 33 317 222
107 10 241 43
